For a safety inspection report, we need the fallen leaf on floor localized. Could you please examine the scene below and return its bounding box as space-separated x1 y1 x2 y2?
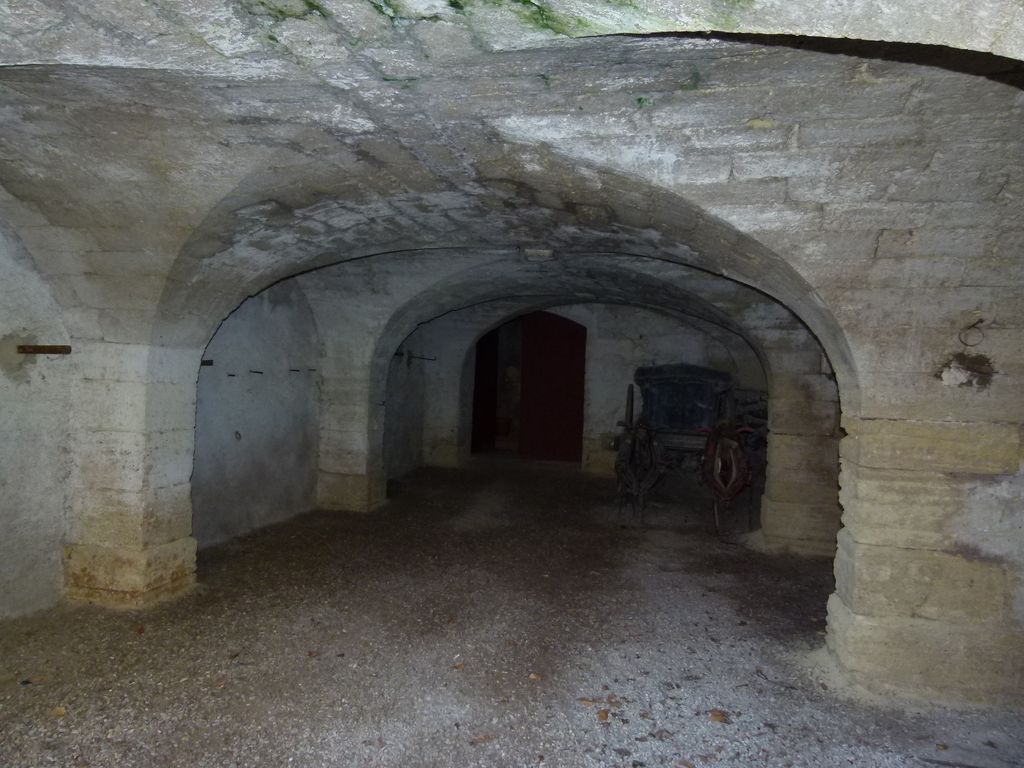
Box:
528 672 542 681
606 693 622 708
675 761 696 768
597 708 610 722
613 747 631 757
307 650 320 658
936 744 948 751
653 728 673 741
452 662 465 671
469 734 495 745
214 679 226 689
639 710 653 720
578 697 597 706
708 708 731 724
134 625 145 636
361 737 386 748
50 706 66 718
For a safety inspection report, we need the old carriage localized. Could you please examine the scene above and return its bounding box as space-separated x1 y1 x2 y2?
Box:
615 363 767 532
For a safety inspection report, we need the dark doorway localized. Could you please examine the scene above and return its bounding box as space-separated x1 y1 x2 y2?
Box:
470 327 499 453
519 312 586 461
470 311 587 462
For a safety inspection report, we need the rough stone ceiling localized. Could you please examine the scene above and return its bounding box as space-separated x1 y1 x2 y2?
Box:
2 0 1023 67
1 38 883 343
2 9 1022 421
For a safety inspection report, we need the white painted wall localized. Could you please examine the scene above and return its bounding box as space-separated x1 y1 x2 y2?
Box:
0 227 74 617
191 281 321 548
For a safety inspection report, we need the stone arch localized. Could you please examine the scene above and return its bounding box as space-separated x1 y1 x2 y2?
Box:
411 296 770 475
191 278 325 549
151 144 860 410
337 252 841 555
1 3 1022 67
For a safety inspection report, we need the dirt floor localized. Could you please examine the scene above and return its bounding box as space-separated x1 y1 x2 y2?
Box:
1 463 1022 768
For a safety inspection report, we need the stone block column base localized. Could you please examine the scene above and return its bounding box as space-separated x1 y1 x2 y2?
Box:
318 471 387 512
757 498 840 556
826 594 1024 705
64 537 197 608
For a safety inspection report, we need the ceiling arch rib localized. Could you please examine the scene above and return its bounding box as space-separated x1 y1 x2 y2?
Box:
160 157 859 408
311 252 819 418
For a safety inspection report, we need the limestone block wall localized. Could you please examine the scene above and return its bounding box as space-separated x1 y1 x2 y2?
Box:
484 42 1023 431
192 280 321 548
749 326 842 556
829 418 1024 704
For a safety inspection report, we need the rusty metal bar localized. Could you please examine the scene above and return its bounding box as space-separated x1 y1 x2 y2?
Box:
16 345 71 355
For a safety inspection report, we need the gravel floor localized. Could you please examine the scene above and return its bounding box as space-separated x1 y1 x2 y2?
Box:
1 463 1021 768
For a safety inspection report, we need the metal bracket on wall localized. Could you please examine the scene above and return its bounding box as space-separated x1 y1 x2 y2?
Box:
16 345 71 355
406 353 436 367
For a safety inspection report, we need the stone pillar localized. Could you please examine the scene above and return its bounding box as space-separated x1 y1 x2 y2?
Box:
317 364 387 513
420 348 471 469
63 342 198 607
759 358 842 555
827 416 1024 703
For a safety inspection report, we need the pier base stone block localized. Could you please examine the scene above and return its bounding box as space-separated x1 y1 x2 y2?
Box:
64 537 197 609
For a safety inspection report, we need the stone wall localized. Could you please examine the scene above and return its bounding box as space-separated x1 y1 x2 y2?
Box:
0 222 73 618
401 301 762 475
382 326 429 480
829 418 1024 703
192 280 321 548
1 1 1021 66
551 304 762 475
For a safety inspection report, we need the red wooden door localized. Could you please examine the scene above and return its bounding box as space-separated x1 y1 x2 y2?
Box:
519 312 586 462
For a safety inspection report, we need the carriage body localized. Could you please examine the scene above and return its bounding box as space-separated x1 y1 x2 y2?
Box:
615 363 768 525
633 363 734 464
